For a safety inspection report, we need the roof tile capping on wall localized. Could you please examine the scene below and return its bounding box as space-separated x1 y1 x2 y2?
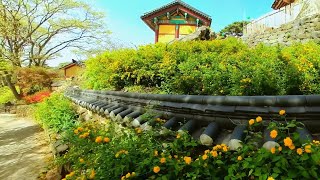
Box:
243 14 320 46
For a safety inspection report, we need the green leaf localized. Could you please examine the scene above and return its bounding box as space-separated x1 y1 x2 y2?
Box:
248 169 253 176
301 153 309 161
301 171 310 178
216 160 224 165
273 167 281 173
288 169 298 178
310 169 318 178
253 168 261 176
272 156 281 162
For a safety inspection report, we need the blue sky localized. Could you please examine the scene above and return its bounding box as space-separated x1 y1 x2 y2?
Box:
50 0 275 66
95 0 275 46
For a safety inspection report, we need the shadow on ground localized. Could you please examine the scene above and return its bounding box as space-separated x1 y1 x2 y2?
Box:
0 114 52 180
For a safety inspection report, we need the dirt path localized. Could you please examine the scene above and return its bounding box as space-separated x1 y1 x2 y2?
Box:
0 114 52 180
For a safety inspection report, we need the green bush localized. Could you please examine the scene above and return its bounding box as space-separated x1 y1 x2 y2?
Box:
0 87 15 104
58 113 320 179
34 93 77 133
83 39 320 95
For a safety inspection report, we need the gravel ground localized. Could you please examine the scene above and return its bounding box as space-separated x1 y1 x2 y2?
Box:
0 114 52 180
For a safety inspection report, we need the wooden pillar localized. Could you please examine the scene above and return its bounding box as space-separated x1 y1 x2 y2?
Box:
155 25 159 43
175 25 179 38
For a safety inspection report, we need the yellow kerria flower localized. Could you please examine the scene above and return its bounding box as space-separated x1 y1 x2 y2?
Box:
89 169 95 179
202 154 208 160
256 116 262 123
211 151 218 157
160 157 166 164
184 156 192 165
270 147 276 154
83 132 90 138
66 171 75 178
279 110 286 116
249 119 255 126
95 136 103 143
104 137 110 143
237 156 242 161
77 127 83 132
132 172 136 177
213 145 221 150
79 158 84 163
297 148 303 155
176 134 181 139
278 146 282 151
204 150 210 154
126 173 131 178
174 155 178 159
153 166 160 173
305 145 312 153
267 177 275 180
270 130 278 139
121 176 125 180
74 129 79 134
284 137 293 147
223 146 228 152
154 150 158 156
136 128 142 134
289 144 295 150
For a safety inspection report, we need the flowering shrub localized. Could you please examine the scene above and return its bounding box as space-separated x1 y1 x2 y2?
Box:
24 90 51 104
55 110 320 179
83 39 320 95
15 67 58 95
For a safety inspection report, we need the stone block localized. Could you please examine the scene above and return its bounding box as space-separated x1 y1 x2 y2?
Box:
311 31 320 39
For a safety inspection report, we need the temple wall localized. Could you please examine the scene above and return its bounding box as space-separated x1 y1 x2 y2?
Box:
243 14 320 46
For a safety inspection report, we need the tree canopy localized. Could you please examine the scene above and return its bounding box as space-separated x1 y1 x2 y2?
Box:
220 21 250 35
0 0 110 67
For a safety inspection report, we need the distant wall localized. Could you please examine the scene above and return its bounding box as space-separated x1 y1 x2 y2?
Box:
243 14 320 46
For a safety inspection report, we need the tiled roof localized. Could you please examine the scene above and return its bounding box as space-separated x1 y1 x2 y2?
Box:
59 59 84 70
271 0 292 10
66 90 320 149
141 0 211 20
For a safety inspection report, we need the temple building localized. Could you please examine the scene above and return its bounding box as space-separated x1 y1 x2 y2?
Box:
141 0 212 43
59 59 83 79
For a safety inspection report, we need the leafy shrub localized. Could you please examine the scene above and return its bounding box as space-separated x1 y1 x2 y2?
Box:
0 86 15 104
16 67 58 95
57 111 320 179
24 90 51 104
83 39 320 95
34 93 77 133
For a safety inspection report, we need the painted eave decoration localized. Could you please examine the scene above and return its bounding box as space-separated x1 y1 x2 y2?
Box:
272 0 295 10
141 0 212 31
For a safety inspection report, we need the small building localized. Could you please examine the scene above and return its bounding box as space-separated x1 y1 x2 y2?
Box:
141 0 212 43
60 59 83 78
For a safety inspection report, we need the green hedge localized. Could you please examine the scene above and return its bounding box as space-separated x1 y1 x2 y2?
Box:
34 93 77 133
0 87 15 104
83 38 320 95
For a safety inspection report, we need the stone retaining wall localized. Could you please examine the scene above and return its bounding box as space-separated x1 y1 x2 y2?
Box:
243 14 320 46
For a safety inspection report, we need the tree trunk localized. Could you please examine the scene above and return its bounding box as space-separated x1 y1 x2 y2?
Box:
3 72 22 100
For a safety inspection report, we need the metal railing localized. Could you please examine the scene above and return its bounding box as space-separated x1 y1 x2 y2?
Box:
244 2 301 36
